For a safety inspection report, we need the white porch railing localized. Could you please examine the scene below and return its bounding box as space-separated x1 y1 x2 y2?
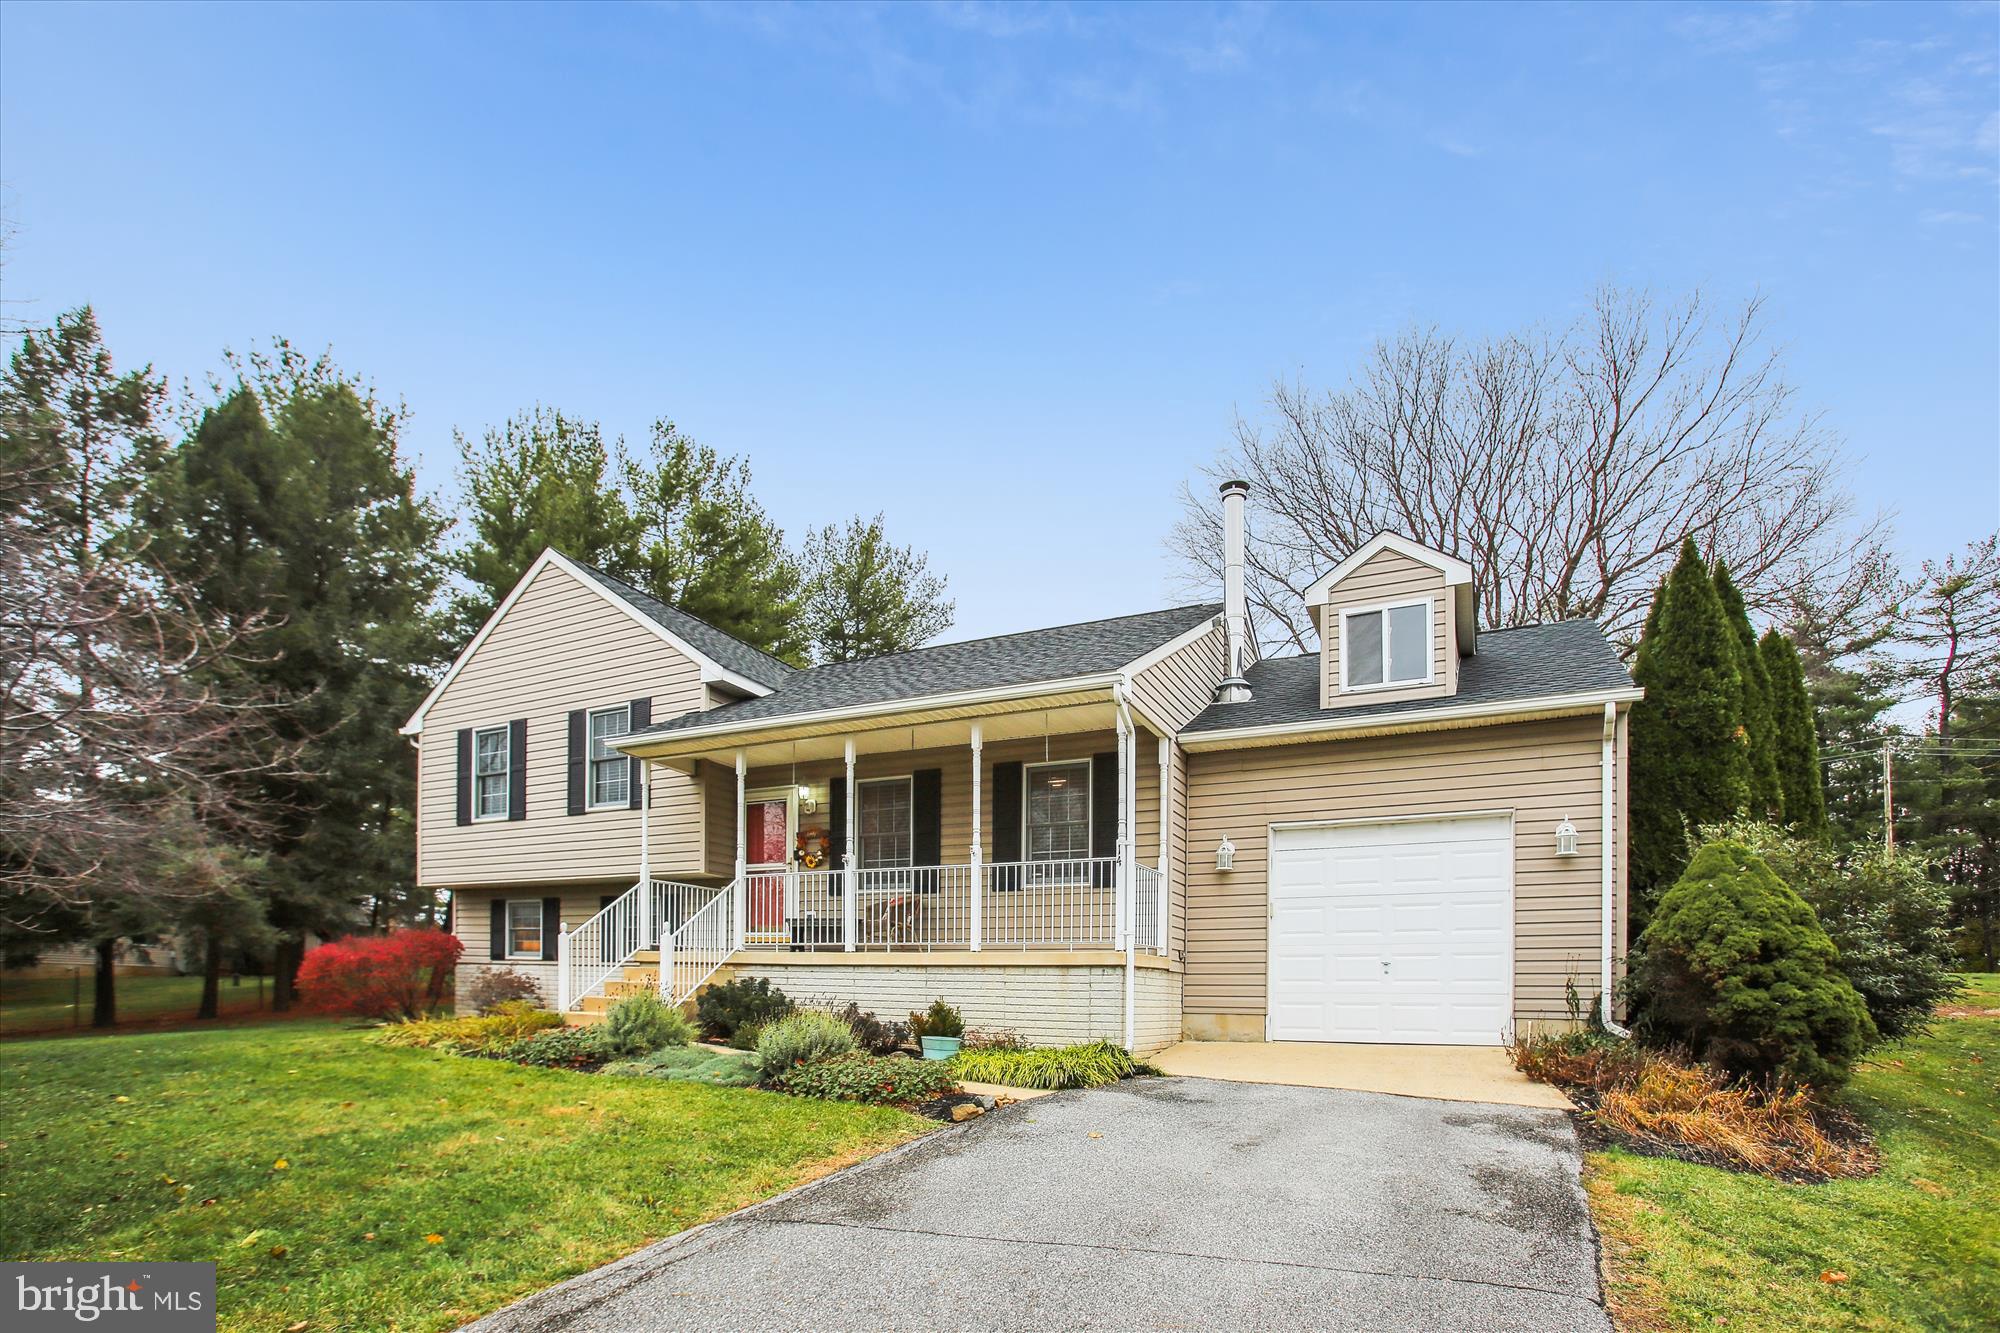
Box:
663 882 735 1005
558 877 721 1012
731 857 1164 955
1133 863 1164 955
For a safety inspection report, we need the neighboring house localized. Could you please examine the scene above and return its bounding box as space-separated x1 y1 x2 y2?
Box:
405 483 1640 1053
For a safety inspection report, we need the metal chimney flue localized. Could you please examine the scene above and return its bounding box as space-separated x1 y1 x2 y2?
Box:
1216 480 1253 704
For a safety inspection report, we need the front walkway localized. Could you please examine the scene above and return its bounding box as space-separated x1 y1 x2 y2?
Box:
1153 1040 1573 1109
467 1078 1608 1332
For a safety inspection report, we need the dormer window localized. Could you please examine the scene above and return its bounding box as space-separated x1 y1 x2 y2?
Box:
1342 599 1431 690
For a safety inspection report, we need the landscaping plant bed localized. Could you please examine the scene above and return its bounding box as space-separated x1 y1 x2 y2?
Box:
1515 1031 1879 1184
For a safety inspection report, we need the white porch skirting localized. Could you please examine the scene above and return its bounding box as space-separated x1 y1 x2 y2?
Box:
727 955 1183 1056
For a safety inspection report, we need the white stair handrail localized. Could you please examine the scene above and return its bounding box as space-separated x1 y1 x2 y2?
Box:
664 879 735 1006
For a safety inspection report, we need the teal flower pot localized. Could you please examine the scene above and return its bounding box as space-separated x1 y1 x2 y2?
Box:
920 1035 962 1061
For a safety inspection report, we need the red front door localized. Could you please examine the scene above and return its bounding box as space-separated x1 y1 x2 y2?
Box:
746 798 789 934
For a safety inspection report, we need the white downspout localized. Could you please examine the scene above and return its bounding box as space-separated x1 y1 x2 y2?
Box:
1600 701 1631 1038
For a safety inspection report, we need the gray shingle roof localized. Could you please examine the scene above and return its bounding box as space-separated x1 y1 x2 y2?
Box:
1183 620 1634 734
572 563 798 690
633 602 1224 737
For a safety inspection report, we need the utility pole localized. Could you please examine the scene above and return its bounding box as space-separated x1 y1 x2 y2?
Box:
1882 737 1894 860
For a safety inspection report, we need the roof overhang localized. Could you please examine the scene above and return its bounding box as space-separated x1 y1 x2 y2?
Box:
614 674 1130 766
401 549 774 736
1178 686 1644 753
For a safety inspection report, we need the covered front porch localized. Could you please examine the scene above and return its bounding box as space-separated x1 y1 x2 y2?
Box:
557 684 1183 1036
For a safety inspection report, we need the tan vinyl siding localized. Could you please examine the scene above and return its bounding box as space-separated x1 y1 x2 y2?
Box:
1182 714 1625 1030
450 887 622 1009
416 563 711 888
1318 548 1453 709
1128 621 1227 734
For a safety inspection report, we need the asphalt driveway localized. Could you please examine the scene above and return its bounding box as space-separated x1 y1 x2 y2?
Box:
469 1077 1611 1332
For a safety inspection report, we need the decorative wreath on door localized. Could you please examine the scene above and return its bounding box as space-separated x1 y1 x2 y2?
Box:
796 827 828 869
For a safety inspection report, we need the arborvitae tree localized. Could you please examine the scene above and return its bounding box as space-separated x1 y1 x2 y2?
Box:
799 513 955 663
452 406 641 631
1762 629 1827 834
1714 562 1783 819
1629 538 1751 921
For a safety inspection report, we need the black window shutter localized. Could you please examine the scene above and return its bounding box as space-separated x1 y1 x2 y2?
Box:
508 719 528 821
827 776 847 892
627 698 651 810
600 893 618 963
990 761 1023 891
444 893 453 935
912 769 943 889
540 897 561 960
1091 752 1119 886
456 729 473 826
566 710 587 816
489 898 505 960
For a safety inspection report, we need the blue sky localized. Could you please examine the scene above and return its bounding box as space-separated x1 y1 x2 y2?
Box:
2 1 1995 642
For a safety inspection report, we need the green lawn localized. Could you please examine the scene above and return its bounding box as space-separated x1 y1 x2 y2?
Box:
1589 974 2000 1331
0 1021 929 1331
0 973 273 1036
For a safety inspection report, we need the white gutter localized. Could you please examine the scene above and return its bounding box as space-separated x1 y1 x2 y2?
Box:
1600 701 1631 1038
1178 686 1646 750
610 672 1127 755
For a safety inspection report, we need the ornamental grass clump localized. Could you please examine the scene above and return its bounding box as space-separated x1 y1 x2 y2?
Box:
1633 839 1875 1088
754 1009 856 1083
594 991 694 1059
949 1040 1157 1090
366 1002 562 1054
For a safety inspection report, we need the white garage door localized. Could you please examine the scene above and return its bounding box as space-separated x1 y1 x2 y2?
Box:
1268 815 1513 1046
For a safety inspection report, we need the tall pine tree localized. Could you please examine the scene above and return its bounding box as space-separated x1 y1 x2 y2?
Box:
798 513 955 663
1761 629 1826 833
144 346 451 1004
1629 538 1751 923
1714 561 1783 818
451 406 641 631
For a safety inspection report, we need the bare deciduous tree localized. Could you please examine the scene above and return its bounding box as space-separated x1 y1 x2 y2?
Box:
1170 288 1884 656
1894 534 2000 738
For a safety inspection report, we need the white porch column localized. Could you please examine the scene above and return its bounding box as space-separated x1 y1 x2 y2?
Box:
556 923 571 1012
732 752 747 953
1116 695 1137 1050
638 758 654 949
843 739 858 951
1156 735 1170 955
968 723 983 952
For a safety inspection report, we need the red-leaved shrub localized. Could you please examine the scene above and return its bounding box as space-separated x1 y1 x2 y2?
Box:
297 930 462 1020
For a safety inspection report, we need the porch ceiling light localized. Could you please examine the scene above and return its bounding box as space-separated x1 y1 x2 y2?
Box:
1555 816 1579 857
1215 836 1236 872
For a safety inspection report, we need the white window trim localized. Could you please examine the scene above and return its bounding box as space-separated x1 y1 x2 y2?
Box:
856 775 915 883
473 724 512 821
504 897 543 960
1022 758 1093 865
1338 596 1434 694
586 705 632 811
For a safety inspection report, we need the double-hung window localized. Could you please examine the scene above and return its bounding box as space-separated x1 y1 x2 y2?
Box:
1342 600 1431 690
1025 760 1091 872
858 778 913 883
587 706 631 808
473 725 511 819
505 898 542 959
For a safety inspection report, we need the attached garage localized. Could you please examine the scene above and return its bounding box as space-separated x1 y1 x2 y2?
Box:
1267 814 1514 1046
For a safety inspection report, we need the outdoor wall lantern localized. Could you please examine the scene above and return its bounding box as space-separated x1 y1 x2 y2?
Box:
798 784 817 815
1215 836 1236 872
1555 816 1579 857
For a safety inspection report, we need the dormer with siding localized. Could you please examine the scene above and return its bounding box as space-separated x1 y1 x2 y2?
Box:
1301 532 1477 710
400 549 792 892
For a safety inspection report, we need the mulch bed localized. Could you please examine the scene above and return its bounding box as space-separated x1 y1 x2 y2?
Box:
1558 1081 1877 1184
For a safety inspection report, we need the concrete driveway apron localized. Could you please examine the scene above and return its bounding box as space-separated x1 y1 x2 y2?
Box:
469 1076 1610 1332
